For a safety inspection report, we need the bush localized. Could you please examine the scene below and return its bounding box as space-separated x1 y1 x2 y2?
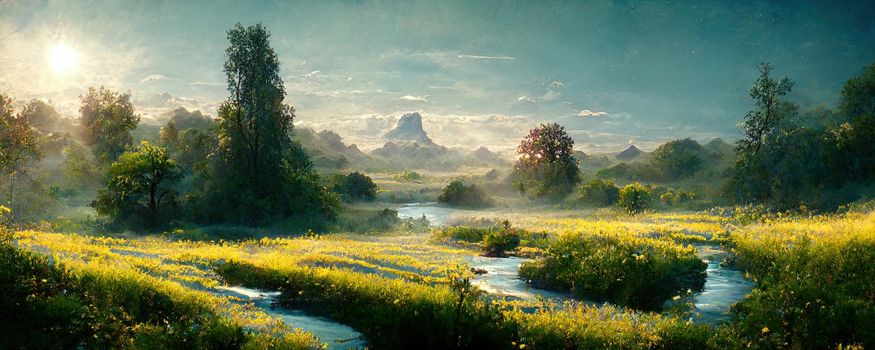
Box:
482 221 521 257
336 172 378 202
433 221 550 252
393 170 423 183
659 188 696 206
575 179 620 207
618 183 652 214
519 232 706 310
438 180 494 208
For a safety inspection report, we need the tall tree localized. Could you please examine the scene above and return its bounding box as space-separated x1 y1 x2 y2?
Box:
0 95 41 211
511 123 580 199
94 141 180 229
79 86 140 163
737 63 795 156
198 23 338 225
728 63 796 203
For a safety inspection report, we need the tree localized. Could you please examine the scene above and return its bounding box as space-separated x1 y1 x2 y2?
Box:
197 23 338 225
650 138 707 179
20 100 61 134
511 123 580 199
738 63 795 156
835 62 875 182
79 86 140 163
728 63 796 203
0 95 41 212
438 180 493 208
618 183 652 214
337 172 378 202
576 178 620 207
94 141 180 229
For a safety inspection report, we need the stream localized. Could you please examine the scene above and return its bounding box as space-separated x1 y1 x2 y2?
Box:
395 202 471 226
397 203 756 323
214 286 367 350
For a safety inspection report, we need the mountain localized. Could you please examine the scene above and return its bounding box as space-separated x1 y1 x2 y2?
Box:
616 145 643 160
383 112 434 145
293 127 375 170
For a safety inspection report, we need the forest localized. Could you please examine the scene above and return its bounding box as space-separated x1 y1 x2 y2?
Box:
2 2 875 349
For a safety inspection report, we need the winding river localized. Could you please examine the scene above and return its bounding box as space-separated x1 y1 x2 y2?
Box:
397 203 755 323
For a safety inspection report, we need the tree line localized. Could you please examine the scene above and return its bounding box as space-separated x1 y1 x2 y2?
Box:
510 61 875 212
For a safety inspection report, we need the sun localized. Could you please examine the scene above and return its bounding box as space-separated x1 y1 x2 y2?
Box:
50 44 78 73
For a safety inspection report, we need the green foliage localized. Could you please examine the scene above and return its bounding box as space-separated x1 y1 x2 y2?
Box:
392 170 423 182
519 232 706 311
618 183 652 214
481 221 521 257
194 24 339 226
94 141 180 229
650 138 707 179
78 86 140 163
659 188 696 206
438 180 494 208
335 172 378 202
0 242 280 349
512 123 580 200
0 94 42 216
433 220 549 251
575 178 620 207
728 214 875 348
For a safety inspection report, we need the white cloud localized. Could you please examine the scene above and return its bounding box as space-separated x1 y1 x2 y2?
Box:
541 90 561 101
141 74 168 83
458 54 515 61
400 95 428 102
304 70 321 78
549 80 564 88
577 109 608 117
190 81 223 86
517 95 536 103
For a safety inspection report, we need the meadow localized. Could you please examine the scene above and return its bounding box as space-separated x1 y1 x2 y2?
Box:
5 204 873 349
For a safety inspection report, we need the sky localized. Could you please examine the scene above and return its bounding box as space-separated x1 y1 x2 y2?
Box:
2 0 874 152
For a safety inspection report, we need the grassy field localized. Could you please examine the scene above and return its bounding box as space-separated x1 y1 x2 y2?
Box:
5 207 874 349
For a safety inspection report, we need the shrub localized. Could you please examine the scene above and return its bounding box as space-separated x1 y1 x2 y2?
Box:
433 221 550 252
482 221 521 257
519 232 706 310
438 180 494 208
618 183 652 214
575 178 620 207
659 188 696 206
393 170 423 183
336 172 378 202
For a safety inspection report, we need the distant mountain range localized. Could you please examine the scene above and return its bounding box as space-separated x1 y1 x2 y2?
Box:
294 112 508 171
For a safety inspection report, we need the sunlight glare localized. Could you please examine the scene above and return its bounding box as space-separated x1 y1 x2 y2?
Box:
50 44 78 73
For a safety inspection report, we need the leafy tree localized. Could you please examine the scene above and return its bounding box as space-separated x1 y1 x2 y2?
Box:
835 62 875 182
79 86 140 163
337 172 378 202
19 99 61 134
438 180 494 208
94 141 180 229
738 63 795 157
0 95 41 212
197 23 338 225
728 63 795 203
650 138 706 179
618 183 652 214
511 123 580 199
576 178 620 207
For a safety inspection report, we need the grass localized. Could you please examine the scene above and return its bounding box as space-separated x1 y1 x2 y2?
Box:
9 207 875 349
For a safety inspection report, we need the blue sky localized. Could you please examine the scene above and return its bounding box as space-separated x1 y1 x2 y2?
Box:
2 0 874 152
